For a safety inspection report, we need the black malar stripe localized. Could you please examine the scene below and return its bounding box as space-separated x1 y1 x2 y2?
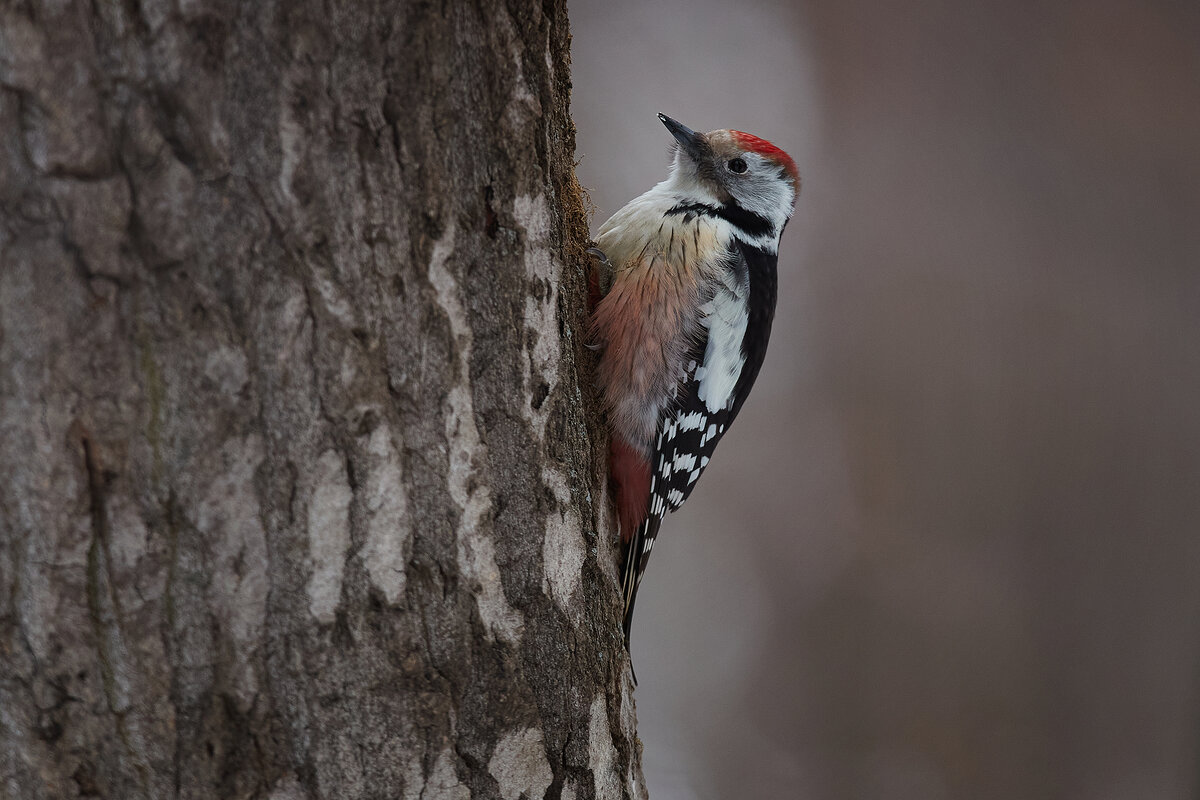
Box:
664 202 775 240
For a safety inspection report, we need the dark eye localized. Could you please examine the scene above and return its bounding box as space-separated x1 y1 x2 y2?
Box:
727 158 747 174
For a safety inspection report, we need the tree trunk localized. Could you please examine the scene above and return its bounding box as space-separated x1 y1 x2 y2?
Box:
0 2 643 798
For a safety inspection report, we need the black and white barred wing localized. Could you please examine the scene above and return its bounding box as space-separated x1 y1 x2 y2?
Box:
650 380 732 515
650 246 751 515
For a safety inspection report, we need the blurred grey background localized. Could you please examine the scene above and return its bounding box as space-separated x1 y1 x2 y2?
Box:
571 1 1200 798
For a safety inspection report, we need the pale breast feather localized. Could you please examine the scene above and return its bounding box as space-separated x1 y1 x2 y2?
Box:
592 194 737 452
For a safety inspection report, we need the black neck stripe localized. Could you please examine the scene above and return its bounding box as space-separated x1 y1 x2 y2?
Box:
665 202 711 219
665 202 774 240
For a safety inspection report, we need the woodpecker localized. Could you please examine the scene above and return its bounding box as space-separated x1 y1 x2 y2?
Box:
590 113 799 652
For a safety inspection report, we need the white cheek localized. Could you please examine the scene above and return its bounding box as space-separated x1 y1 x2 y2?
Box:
727 178 793 248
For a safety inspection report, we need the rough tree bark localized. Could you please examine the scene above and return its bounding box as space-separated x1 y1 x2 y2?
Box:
0 1 644 798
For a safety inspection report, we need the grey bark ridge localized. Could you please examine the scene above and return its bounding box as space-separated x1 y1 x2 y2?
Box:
0 1 645 798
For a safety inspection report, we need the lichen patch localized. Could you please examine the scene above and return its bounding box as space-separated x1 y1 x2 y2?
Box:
360 422 411 605
589 695 621 800
488 728 554 800
306 448 351 624
542 467 585 620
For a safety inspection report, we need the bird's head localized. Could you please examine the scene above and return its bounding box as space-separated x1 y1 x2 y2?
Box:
658 113 799 238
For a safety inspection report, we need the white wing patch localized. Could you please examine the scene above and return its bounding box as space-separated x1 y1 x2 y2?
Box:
696 264 749 414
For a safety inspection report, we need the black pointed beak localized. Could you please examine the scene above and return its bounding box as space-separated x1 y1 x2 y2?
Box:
658 113 708 163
